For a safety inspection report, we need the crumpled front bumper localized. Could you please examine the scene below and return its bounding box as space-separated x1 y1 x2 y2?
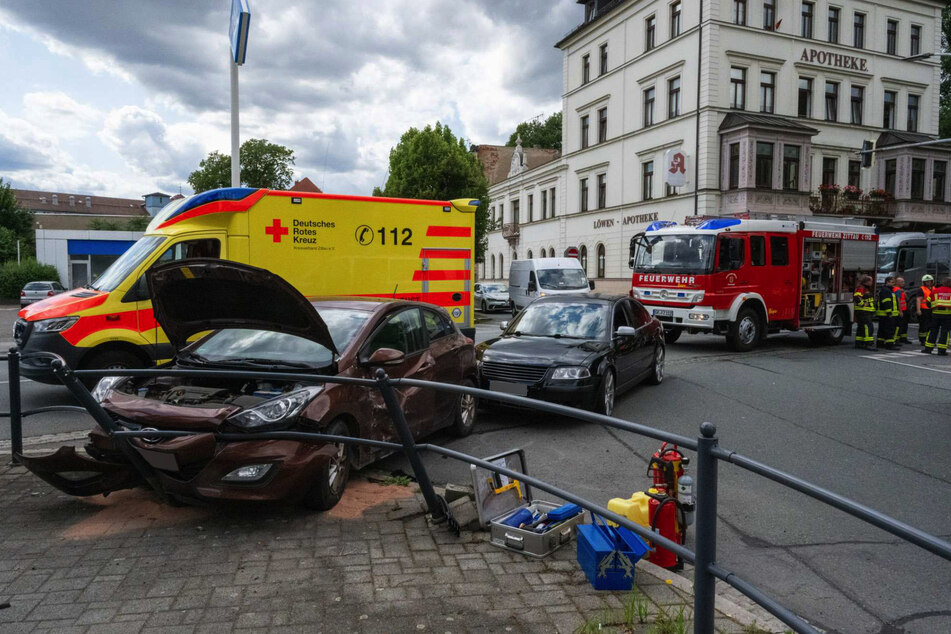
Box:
15 445 140 496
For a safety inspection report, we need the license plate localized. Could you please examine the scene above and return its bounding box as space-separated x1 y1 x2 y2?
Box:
490 381 528 397
653 309 673 318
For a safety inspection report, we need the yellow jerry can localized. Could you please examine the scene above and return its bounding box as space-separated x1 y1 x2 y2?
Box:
606 489 659 528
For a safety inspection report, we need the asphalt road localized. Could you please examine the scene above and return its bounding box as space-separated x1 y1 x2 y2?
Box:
2 304 950 633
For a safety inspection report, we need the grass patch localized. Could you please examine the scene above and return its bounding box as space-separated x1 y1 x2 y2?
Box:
382 475 413 486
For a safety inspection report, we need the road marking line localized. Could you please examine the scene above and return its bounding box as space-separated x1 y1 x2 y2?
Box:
859 355 951 375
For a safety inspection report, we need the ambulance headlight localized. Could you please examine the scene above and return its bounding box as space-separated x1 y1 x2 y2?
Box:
32 316 79 333
691 292 704 302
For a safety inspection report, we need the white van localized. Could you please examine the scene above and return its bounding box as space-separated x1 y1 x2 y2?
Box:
508 258 593 315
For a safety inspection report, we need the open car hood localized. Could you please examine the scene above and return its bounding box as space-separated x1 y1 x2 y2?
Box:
147 259 337 355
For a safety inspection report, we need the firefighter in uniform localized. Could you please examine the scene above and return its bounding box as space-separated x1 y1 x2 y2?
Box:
853 275 876 349
894 277 909 345
917 274 935 348
876 275 897 350
923 277 951 355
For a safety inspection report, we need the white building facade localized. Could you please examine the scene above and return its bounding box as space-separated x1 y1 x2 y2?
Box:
484 0 948 293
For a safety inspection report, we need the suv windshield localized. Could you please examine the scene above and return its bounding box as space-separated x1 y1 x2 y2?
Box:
633 234 716 275
537 268 589 290
509 301 608 339
191 307 370 368
91 236 166 292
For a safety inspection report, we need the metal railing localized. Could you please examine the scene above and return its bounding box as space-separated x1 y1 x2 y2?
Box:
4 354 951 634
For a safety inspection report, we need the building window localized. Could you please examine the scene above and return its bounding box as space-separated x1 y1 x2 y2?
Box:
597 174 606 209
911 159 926 200
670 1 681 37
527 250 533 259
885 159 897 197
825 81 838 122
580 178 589 212
499 203 504 224
798 77 813 117
755 142 774 189
599 43 608 75
822 157 837 186
783 145 800 190
828 7 840 44
886 20 898 55
883 91 896 129
850 85 864 125
668 76 681 118
933 161 947 202
582 54 590 84
549 247 555 258
598 107 607 143
646 15 656 51
763 0 775 31
550 188 556 216
499 254 504 279
666 183 678 196
730 67 746 110
801 2 814 38
512 199 520 224
580 245 588 273
760 72 775 113
729 143 740 189
853 13 865 49
907 95 920 132
848 160 861 188
490 254 495 279
597 244 606 278
644 87 655 127
643 162 654 200
540 192 547 219
581 115 590 149
527 194 533 222
910 25 921 57
733 0 747 26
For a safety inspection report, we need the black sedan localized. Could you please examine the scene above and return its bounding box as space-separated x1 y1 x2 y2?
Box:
475 294 665 416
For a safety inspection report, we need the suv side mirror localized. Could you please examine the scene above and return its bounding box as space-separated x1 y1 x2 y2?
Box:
363 348 405 366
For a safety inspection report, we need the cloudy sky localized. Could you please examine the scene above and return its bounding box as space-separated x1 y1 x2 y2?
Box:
0 0 577 199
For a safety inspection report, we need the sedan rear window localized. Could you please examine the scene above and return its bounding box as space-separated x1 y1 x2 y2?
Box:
24 282 49 290
510 302 609 339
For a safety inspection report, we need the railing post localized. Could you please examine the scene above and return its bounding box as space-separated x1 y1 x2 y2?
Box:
374 368 445 521
693 421 719 634
8 348 22 464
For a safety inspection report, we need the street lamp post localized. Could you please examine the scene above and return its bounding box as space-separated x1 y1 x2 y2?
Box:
229 0 251 188
904 52 951 61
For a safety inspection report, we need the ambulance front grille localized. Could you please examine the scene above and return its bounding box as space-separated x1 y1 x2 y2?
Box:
481 361 548 384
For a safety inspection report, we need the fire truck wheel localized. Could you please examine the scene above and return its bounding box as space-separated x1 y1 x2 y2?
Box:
595 368 616 416
302 419 351 511
728 308 760 352
663 328 682 344
645 344 665 385
452 379 478 437
821 309 846 345
81 349 145 388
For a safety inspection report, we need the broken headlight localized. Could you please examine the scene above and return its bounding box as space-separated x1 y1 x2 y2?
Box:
225 386 322 431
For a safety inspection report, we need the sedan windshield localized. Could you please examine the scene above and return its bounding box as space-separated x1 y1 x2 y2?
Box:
633 234 716 275
537 269 588 290
190 307 370 368
509 302 609 340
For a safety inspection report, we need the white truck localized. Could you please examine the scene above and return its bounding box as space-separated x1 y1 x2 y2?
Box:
876 233 951 292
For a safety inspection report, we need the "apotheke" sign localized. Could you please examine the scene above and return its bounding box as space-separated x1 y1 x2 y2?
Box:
800 48 869 72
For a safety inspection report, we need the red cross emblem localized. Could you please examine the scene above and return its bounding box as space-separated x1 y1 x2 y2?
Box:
265 218 289 243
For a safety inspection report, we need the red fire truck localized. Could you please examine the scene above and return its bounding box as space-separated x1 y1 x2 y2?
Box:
628 217 878 351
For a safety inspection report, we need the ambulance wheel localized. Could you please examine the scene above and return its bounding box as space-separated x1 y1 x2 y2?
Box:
728 308 760 352
644 344 665 385
663 328 682 344
81 349 145 389
302 419 351 511
451 379 478 437
595 368 616 416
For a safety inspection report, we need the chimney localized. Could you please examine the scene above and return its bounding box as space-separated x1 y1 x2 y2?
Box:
69 195 75 206
52 194 58 205
85 196 91 208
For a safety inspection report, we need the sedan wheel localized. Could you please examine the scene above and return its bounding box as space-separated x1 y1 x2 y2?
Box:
452 379 478 436
596 369 615 416
645 344 665 385
303 419 351 511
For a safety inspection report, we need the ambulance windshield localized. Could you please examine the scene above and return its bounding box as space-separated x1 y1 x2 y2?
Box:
90 236 165 292
633 234 717 275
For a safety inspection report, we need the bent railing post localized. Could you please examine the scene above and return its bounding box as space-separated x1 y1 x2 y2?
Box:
374 368 445 521
8 348 23 464
693 422 719 634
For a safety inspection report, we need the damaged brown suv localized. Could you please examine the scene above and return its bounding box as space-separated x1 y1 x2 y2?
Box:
18 260 479 510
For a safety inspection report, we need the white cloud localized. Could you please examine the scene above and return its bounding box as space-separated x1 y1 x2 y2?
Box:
98 106 204 182
22 92 102 140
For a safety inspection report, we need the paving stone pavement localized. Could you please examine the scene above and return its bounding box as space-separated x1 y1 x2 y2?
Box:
0 460 788 633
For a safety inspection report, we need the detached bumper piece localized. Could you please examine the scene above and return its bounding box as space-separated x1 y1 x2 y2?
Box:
15 445 140 496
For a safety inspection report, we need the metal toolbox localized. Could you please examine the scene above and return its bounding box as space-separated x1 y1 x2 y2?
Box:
470 449 585 558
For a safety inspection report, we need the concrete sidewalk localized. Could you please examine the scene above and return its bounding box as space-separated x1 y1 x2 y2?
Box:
0 460 788 633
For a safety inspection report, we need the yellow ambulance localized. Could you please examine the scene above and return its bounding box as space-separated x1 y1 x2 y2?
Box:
15 187 478 381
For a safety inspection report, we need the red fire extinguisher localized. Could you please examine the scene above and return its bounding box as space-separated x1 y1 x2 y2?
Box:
647 443 687 496
647 490 686 570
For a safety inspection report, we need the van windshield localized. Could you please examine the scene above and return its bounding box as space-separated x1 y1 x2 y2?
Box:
90 236 166 292
537 268 589 290
633 234 717 275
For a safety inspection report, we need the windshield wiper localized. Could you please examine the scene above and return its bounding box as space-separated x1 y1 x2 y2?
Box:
219 357 317 369
177 350 210 365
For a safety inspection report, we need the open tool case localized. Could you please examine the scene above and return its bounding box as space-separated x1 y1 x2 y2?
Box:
470 449 585 558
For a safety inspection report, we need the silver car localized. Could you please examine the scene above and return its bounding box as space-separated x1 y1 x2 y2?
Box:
474 283 510 313
20 281 66 307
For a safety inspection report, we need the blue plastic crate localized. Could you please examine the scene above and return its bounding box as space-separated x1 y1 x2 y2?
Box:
576 517 650 591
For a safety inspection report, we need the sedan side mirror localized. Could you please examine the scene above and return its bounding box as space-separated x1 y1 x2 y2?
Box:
500 321 509 331
364 347 405 366
614 326 641 338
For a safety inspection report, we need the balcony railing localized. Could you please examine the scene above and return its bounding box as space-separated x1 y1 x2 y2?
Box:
809 192 894 218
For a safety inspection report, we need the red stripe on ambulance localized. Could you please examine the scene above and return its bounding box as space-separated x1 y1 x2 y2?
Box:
412 270 470 281
419 248 471 259
426 226 471 237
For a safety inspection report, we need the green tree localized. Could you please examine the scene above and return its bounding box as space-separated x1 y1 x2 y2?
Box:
506 112 562 150
0 178 35 262
187 138 296 193
940 6 950 138
373 122 490 259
